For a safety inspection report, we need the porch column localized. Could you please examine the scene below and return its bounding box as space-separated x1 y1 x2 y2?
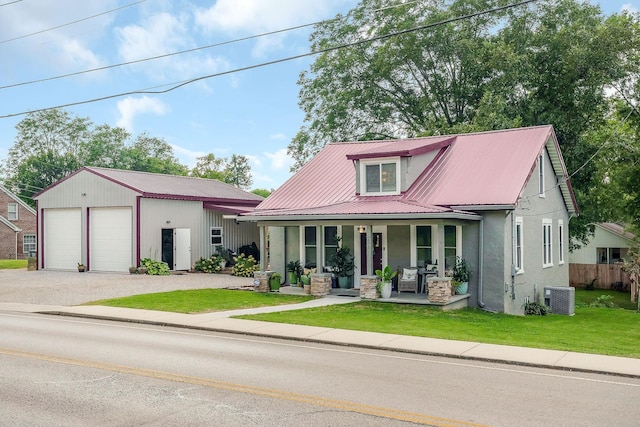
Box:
437 225 446 273
366 227 373 276
259 224 267 271
316 226 322 270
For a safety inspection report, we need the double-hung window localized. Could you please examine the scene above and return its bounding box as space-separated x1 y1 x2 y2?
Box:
444 225 457 270
23 234 36 254
542 219 553 268
558 220 564 265
515 217 524 273
304 226 317 266
323 226 338 267
538 151 545 197
361 159 400 195
8 203 18 220
210 227 223 246
416 226 433 265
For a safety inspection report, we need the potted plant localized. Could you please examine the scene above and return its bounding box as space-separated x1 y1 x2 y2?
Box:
375 265 397 299
452 256 470 294
269 272 282 291
129 266 138 274
77 262 86 272
329 237 355 288
286 260 302 286
300 273 311 293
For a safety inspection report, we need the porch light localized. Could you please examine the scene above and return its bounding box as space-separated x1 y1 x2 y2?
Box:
357 225 366 234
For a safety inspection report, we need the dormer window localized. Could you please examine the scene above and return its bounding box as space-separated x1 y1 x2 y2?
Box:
361 158 400 195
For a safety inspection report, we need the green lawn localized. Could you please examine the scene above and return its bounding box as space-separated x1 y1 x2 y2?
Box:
85 289 314 313
0 259 28 269
238 289 640 359
88 288 640 359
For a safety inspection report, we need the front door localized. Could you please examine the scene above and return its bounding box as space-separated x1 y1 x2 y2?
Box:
161 228 191 271
360 232 382 275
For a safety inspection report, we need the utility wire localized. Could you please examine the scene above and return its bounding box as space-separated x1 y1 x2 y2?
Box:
0 0 147 44
0 0 423 90
0 0 23 6
0 0 541 119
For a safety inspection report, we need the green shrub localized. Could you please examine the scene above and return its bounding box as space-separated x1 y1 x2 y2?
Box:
590 294 616 308
194 255 224 273
232 254 258 277
140 258 170 276
523 302 550 315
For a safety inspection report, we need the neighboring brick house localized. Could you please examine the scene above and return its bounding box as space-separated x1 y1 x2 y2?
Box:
0 184 37 260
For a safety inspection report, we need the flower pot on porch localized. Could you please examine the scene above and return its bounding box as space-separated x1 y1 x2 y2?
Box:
456 281 468 294
288 271 299 286
269 273 282 292
379 281 392 299
338 276 350 288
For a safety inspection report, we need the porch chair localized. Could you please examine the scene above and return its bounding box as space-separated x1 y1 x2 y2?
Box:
398 267 419 294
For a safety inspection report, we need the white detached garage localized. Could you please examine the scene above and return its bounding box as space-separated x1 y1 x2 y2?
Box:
34 167 263 273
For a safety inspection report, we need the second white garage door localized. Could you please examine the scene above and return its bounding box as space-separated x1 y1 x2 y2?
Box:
90 207 132 272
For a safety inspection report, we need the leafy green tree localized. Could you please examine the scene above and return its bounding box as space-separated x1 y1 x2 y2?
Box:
191 153 226 180
1 109 188 205
251 188 271 198
223 154 252 189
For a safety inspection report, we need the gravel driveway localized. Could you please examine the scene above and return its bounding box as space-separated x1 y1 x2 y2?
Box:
0 269 256 306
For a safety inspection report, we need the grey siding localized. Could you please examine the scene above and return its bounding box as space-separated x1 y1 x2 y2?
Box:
502 147 571 314
480 211 508 313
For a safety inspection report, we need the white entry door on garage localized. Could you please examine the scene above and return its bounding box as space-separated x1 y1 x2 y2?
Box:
44 208 82 270
90 207 132 272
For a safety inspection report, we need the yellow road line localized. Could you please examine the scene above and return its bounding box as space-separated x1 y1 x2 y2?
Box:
0 347 487 427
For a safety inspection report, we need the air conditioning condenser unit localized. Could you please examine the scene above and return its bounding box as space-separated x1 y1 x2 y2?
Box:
544 286 575 315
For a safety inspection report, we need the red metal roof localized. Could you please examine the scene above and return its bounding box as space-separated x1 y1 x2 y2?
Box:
251 125 577 219
36 167 263 206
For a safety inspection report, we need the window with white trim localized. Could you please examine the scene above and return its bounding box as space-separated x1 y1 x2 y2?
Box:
542 219 553 267
361 159 400 195
558 220 564 265
444 225 457 270
538 151 545 197
323 226 338 266
416 226 433 265
210 227 223 246
8 203 18 220
515 217 524 273
304 226 317 266
23 234 36 254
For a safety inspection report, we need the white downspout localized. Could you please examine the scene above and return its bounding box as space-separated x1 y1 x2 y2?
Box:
478 217 485 308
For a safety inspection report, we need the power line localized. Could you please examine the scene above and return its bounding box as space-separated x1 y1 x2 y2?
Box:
0 0 23 6
0 0 541 119
0 0 147 44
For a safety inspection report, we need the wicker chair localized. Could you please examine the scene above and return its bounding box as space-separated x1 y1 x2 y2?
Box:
398 267 419 294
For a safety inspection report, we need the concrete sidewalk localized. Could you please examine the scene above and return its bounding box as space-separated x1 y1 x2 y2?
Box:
2 298 640 379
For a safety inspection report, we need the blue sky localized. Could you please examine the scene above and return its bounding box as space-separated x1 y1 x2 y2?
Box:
0 0 637 191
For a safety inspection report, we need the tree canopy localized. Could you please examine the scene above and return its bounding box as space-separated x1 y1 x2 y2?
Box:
290 0 640 240
1 109 255 206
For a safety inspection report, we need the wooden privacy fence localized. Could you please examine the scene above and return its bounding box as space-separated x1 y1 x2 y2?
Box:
569 263 630 289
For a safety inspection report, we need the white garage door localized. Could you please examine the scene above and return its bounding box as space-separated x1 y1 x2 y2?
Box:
90 207 132 272
44 208 81 270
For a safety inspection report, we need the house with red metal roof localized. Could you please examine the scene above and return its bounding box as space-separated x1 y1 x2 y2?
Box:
239 125 578 315
0 184 37 260
34 167 263 273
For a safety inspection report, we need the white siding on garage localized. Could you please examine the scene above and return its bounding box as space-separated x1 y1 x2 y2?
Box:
44 208 81 270
90 207 132 272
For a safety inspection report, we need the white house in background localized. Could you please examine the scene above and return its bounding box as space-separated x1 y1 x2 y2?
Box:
570 223 635 265
33 167 263 272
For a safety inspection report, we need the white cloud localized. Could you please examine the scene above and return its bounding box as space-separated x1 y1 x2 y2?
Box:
269 132 287 141
115 11 228 80
621 3 638 13
195 0 351 56
116 96 168 131
264 148 293 170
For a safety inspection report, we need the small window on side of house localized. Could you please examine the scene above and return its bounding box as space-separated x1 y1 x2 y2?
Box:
8 203 18 220
23 234 36 254
515 217 524 273
210 227 223 246
542 219 553 268
558 220 564 265
538 151 545 197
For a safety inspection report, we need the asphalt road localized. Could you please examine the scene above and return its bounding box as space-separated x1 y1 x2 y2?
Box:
2 311 639 426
